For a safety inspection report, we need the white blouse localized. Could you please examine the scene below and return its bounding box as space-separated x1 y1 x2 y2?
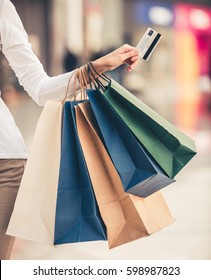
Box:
0 0 75 159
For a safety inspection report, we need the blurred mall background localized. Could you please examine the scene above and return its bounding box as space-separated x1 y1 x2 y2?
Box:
0 0 211 259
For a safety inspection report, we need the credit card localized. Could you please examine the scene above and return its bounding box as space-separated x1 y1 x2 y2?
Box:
136 28 162 61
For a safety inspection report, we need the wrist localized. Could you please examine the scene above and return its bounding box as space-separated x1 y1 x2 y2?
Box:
92 56 110 74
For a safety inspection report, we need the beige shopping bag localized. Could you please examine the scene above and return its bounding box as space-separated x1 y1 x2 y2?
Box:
75 102 174 249
6 100 63 244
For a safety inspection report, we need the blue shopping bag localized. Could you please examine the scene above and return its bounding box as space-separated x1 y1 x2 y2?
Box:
54 101 106 244
88 90 175 197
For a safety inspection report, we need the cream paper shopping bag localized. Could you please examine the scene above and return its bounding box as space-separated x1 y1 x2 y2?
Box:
7 100 62 245
75 102 174 249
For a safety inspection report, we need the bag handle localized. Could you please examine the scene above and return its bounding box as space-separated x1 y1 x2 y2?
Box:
62 69 78 104
62 65 90 104
62 61 110 104
80 65 89 99
87 63 98 90
87 61 111 92
89 61 110 83
77 66 89 100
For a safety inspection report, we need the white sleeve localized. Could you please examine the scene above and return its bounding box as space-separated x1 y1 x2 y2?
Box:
1 0 76 106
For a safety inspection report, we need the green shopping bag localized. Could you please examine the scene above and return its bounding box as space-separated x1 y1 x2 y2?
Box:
102 79 196 179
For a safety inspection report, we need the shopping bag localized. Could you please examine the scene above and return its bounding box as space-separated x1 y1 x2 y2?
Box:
54 101 106 244
7 68 106 245
102 79 196 178
7 100 63 244
75 102 174 249
88 89 175 197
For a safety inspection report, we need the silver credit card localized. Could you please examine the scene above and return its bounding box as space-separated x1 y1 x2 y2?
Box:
136 28 162 61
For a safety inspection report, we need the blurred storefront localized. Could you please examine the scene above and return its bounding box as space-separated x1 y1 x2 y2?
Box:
174 4 211 130
122 0 211 131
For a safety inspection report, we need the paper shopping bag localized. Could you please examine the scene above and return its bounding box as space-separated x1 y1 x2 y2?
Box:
102 79 197 178
54 101 106 244
75 102 174 249
7 100 62 244
87 89 174 197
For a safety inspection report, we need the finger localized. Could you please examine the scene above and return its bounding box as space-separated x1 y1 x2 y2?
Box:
130 55 139 62
125 55 139 66
127 58 139 72
122 48 139 62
